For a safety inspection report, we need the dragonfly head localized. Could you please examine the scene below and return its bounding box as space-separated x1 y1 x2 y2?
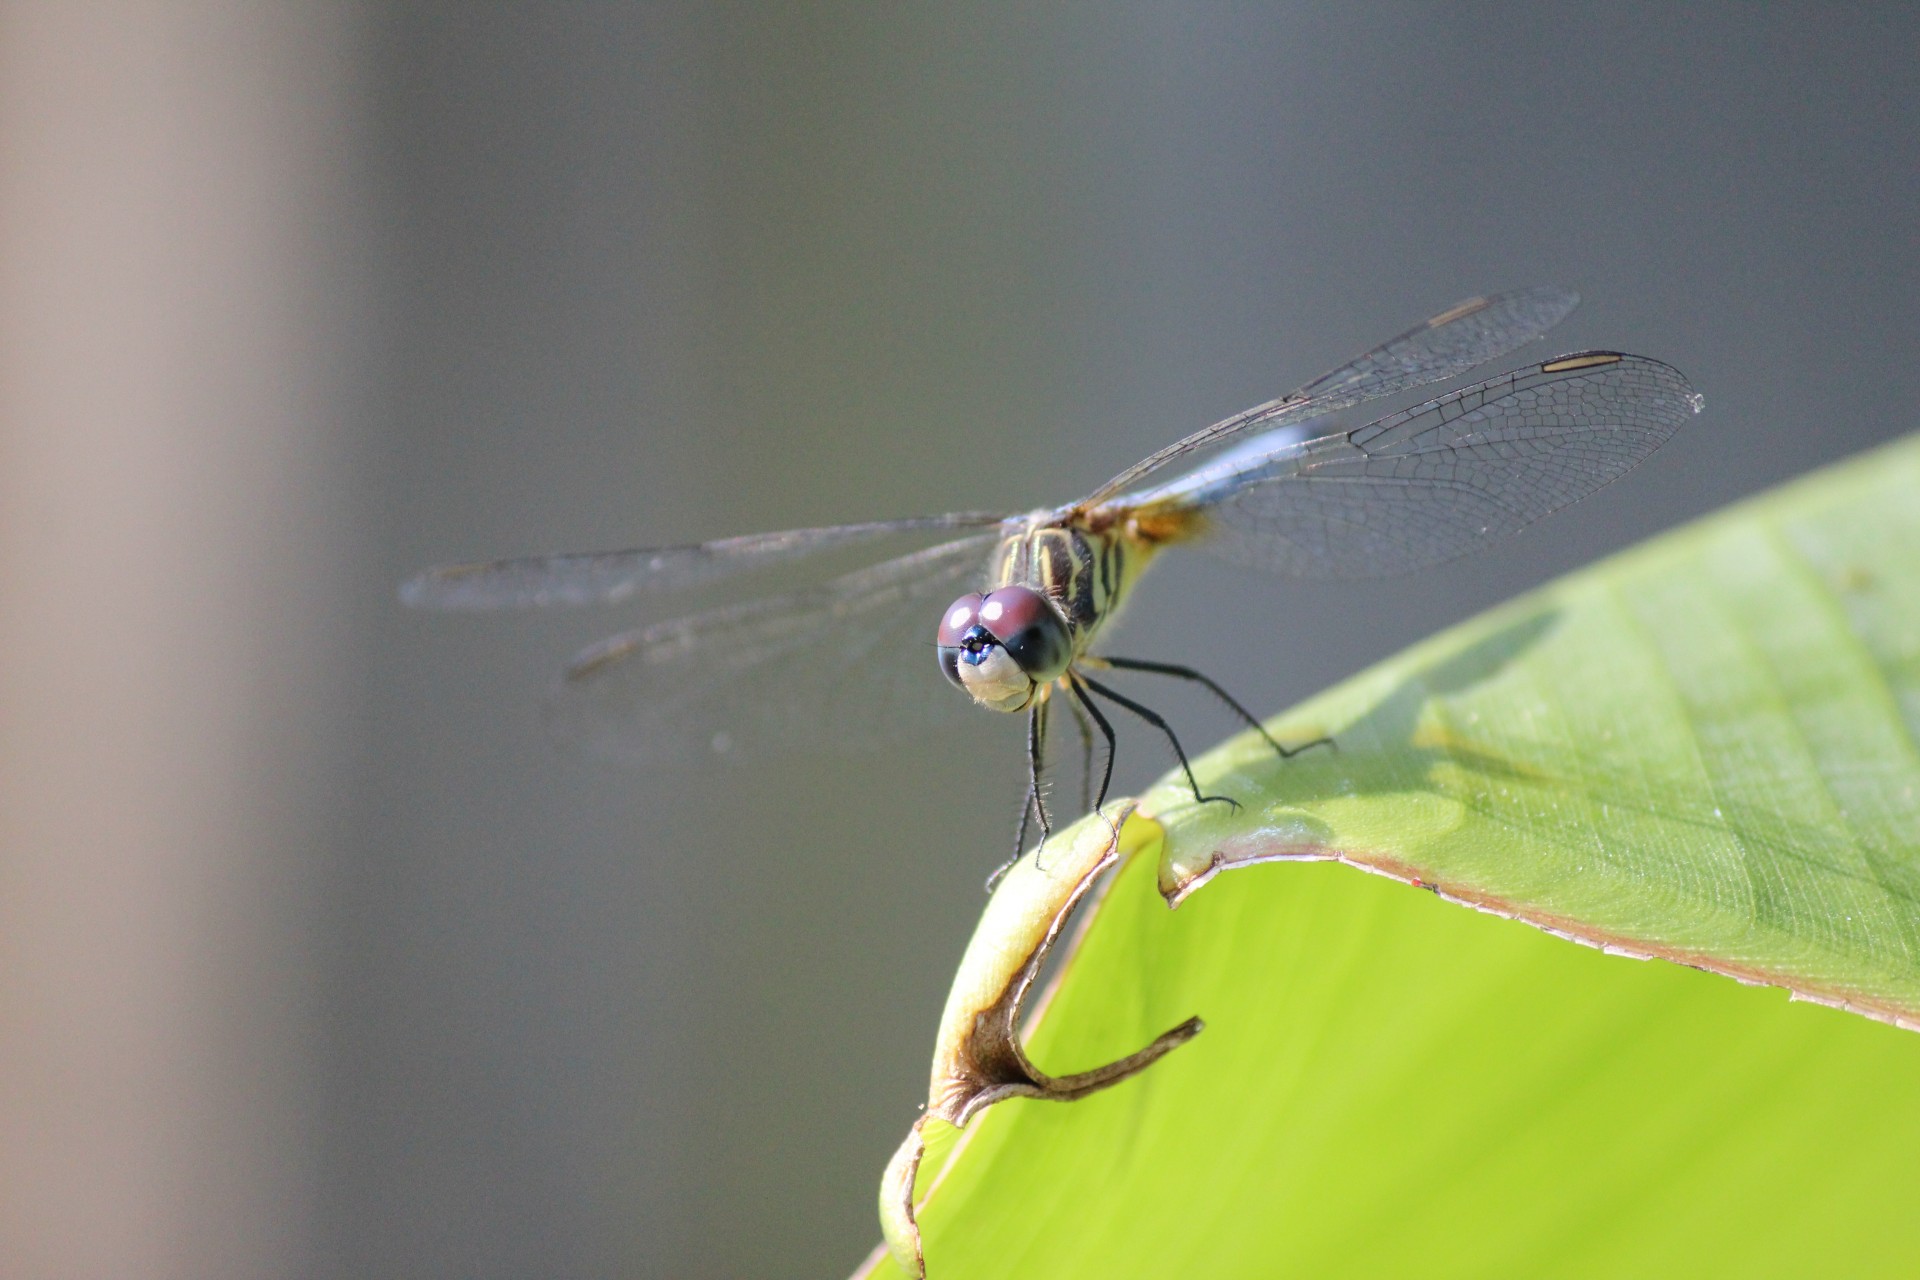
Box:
936 586 1072 713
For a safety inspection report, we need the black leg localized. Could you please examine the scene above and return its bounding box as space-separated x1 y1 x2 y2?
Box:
1094 655 1335 758
1077 672 1239 811
1064 689 1095 814
1022 698 1052 847
1066 674 1118 815
990 700 1051 892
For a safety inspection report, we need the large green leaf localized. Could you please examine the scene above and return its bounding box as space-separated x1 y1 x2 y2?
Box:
858 432 1920 1278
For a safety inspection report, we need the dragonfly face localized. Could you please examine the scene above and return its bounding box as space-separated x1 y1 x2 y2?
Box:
401 285 1703 875
936 585 1074 712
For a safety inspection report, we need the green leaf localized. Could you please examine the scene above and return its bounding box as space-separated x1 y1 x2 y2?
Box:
858 432 1920 1279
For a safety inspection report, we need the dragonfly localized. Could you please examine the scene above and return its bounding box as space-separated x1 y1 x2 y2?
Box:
403 286 1702 873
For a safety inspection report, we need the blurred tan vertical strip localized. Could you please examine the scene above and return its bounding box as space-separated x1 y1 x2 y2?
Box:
0 4 364 1278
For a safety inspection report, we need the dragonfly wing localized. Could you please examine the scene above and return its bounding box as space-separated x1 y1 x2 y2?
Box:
543 531 1006 763
400 512 1008 610
1083 286 1580 505
1158 352 1701 579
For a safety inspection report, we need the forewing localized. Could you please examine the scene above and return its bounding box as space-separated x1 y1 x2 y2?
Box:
1082 286 1580 505
543 532 1005 763
1168 352 1702 579
400 513 1006 610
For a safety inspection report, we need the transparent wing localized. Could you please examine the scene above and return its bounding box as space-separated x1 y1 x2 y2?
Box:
1082 286 1580 505
399 512 1007 610
543 531 1007 763
1139 352 1702 579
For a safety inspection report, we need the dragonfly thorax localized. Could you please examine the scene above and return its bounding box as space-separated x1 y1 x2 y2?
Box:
936 586 1072 713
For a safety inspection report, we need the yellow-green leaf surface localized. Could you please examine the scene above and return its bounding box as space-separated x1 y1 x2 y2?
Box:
857 433 1920 1279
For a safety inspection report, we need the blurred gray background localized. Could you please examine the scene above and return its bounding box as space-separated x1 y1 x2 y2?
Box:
2 4 1916 1278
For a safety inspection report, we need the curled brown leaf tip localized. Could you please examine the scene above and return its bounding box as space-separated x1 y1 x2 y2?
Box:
876 805 1202 1278
927 805 1198 1125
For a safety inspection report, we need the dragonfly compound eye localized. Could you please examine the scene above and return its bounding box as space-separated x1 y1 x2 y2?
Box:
936 592 983 688
978 586 1071 682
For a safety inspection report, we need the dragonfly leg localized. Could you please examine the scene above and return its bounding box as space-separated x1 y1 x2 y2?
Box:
989 700 1052 891
1064 673 1125 853
1091 655 1335 759
1066 673 1118 815
1063 687 1095 814
1076 672 1239 811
